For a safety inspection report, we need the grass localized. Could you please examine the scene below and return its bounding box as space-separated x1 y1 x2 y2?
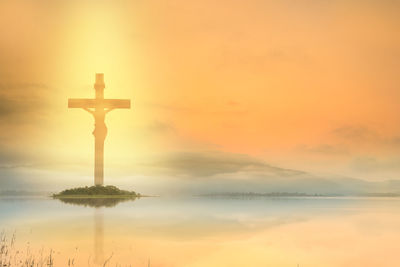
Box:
0 232 125 266
0 231 55 267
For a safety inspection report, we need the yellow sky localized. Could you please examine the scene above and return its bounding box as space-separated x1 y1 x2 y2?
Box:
1 0 400 190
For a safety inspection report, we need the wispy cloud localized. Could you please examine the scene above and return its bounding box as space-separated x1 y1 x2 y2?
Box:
332 125 379 142
332 125 400 148
298 144 349 155
150 151 305 178
147 120 176 135
351 157 400 173
0 83 53 121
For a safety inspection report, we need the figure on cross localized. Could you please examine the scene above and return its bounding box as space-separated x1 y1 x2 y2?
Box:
68 74 131 186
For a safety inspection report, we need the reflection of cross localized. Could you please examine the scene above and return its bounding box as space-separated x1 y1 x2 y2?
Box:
68 74 131 186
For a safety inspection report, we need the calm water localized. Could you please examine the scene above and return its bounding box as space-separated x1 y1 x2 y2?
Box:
1 196 400 266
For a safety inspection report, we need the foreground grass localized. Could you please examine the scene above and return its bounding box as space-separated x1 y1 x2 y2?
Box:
0 231 55 267
0 232 129 266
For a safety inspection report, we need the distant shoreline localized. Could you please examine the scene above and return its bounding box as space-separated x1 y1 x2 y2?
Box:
197 192 400 198
2 191 400 198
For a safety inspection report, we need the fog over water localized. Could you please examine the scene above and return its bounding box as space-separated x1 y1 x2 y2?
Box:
1 196 400 266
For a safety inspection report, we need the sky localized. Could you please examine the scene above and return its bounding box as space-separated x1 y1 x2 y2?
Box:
0 0 400 193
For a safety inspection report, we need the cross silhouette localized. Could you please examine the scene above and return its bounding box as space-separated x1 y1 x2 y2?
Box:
68 74 131 185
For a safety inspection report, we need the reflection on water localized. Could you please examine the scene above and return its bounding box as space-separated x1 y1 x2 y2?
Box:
56 197 137 208
54 197 138 264
94 209 104 265
1 196 400 266
55 197 138 264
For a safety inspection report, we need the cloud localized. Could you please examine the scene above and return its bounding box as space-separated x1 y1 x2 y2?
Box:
0 144 30 167
227 100 239 106
147 120 176 134
351 157 400 173
0 82 58 172
147 102 197 113
331 125 400 149
298 144 348 155
0 83 52 121
331 125 379 141
151 151 305 178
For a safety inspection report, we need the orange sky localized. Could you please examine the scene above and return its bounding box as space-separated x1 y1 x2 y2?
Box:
1 0 400 191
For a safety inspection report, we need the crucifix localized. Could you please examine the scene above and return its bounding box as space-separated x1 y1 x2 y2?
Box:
68 73 131 186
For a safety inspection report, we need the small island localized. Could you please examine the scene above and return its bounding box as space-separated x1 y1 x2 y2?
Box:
53 185 140 199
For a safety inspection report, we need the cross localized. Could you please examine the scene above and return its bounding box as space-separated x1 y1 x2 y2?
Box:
68 73 131 186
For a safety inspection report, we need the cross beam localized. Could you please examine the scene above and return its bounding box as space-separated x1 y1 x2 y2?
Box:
68 99 130 109
68 73 131 186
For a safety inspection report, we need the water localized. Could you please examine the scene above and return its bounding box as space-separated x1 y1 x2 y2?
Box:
1 196 400 266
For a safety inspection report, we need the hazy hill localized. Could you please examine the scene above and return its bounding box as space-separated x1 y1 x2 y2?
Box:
154 174 400 196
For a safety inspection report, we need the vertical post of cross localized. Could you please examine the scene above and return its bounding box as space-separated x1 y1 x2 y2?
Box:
93 73 107 186
68 74 130 186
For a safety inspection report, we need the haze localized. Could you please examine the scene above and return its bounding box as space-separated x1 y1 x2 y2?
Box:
1 0 400 194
